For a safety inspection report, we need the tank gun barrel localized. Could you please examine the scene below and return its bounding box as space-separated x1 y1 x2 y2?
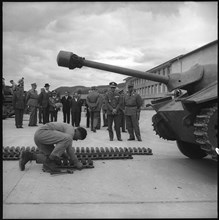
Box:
57 50 208 92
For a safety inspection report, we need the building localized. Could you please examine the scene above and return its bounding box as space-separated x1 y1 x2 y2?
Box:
124 40 218 107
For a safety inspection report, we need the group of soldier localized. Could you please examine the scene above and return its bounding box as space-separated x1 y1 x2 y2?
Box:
6 77 143 141
11 80 63 128
86 81 143 142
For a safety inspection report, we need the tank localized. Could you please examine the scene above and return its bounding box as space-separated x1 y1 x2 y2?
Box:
57 50 218 160
2 85 15 119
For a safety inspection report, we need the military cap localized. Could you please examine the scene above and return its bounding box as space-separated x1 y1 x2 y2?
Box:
31 83 37 86
44 83 50 87
52 90 57 94
109 82 117 88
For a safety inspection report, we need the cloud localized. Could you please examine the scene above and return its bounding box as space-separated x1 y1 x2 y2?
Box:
3 2 217 91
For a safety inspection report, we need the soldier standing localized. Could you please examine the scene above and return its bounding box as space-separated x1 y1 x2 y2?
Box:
86 86 100 132
124 83 143 141
118 89 126 132
105 82 123 141
26 83 39 126
101 89 108 127
12 80 25 128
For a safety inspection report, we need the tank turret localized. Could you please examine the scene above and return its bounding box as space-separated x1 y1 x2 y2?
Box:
57 50 218 161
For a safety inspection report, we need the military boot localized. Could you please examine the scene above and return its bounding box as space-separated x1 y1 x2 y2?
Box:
19 151 34 171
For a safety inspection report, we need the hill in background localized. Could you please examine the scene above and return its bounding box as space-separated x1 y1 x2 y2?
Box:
55 83 125 96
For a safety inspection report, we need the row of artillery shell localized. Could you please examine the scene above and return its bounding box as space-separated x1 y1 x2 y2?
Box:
2 146 152 160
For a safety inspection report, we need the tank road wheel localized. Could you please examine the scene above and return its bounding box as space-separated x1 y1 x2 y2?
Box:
177 140 207 159
152 113 176 140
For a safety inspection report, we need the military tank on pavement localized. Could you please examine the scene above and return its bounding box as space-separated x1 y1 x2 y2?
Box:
57 50 218 160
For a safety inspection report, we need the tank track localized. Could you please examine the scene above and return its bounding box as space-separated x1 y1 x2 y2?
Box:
2 146 153 161
193 104 218 160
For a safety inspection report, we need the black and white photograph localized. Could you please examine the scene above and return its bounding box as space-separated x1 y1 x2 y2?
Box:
2 1 218 218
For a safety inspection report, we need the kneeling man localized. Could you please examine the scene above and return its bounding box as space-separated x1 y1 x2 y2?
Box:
19 122 87 171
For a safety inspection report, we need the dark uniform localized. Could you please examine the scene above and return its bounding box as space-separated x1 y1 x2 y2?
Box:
12 86 25 128
124 83 143 141
105 82 123 141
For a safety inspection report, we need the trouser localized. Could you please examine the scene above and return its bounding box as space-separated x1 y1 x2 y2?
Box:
34 128 74 159
120 112 126 131
28 106 37 125
96 113 101 129
86 110 90 128
125 114 141 139
63 109 70 123
102 110 108 126
42 106 50 124
14 108 24 127
50 110 58 122
107 114 122 140
38 108 43 123
90 111 99 131
71 111 81 127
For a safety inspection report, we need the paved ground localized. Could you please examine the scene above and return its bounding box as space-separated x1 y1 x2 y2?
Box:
3 110 218 218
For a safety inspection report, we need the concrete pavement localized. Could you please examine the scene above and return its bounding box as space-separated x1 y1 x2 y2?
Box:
3 110 218 218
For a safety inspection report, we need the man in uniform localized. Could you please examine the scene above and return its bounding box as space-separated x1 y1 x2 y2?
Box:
124 83 143 141
12 78 25 128
19 122 87 171
105 82 123 141
26 83 39 126
118 89 126 132
86 86 101 132
101 89 108 127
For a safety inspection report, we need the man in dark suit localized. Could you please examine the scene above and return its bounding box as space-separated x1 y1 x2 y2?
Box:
38 83 51 124
70 91 84 127
61 91 72 124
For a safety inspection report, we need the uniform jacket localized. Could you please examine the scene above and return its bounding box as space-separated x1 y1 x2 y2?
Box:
38 89 51 108
70 97 84 112
26 89 39 107
61 95 72 111
12 87 25 109
101 94 108 111
105 90 122 115
38 122 75 140
86 91 101 112
124 91 143 115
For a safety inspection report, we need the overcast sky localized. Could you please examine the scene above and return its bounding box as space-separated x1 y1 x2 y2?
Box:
3 1 218 91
